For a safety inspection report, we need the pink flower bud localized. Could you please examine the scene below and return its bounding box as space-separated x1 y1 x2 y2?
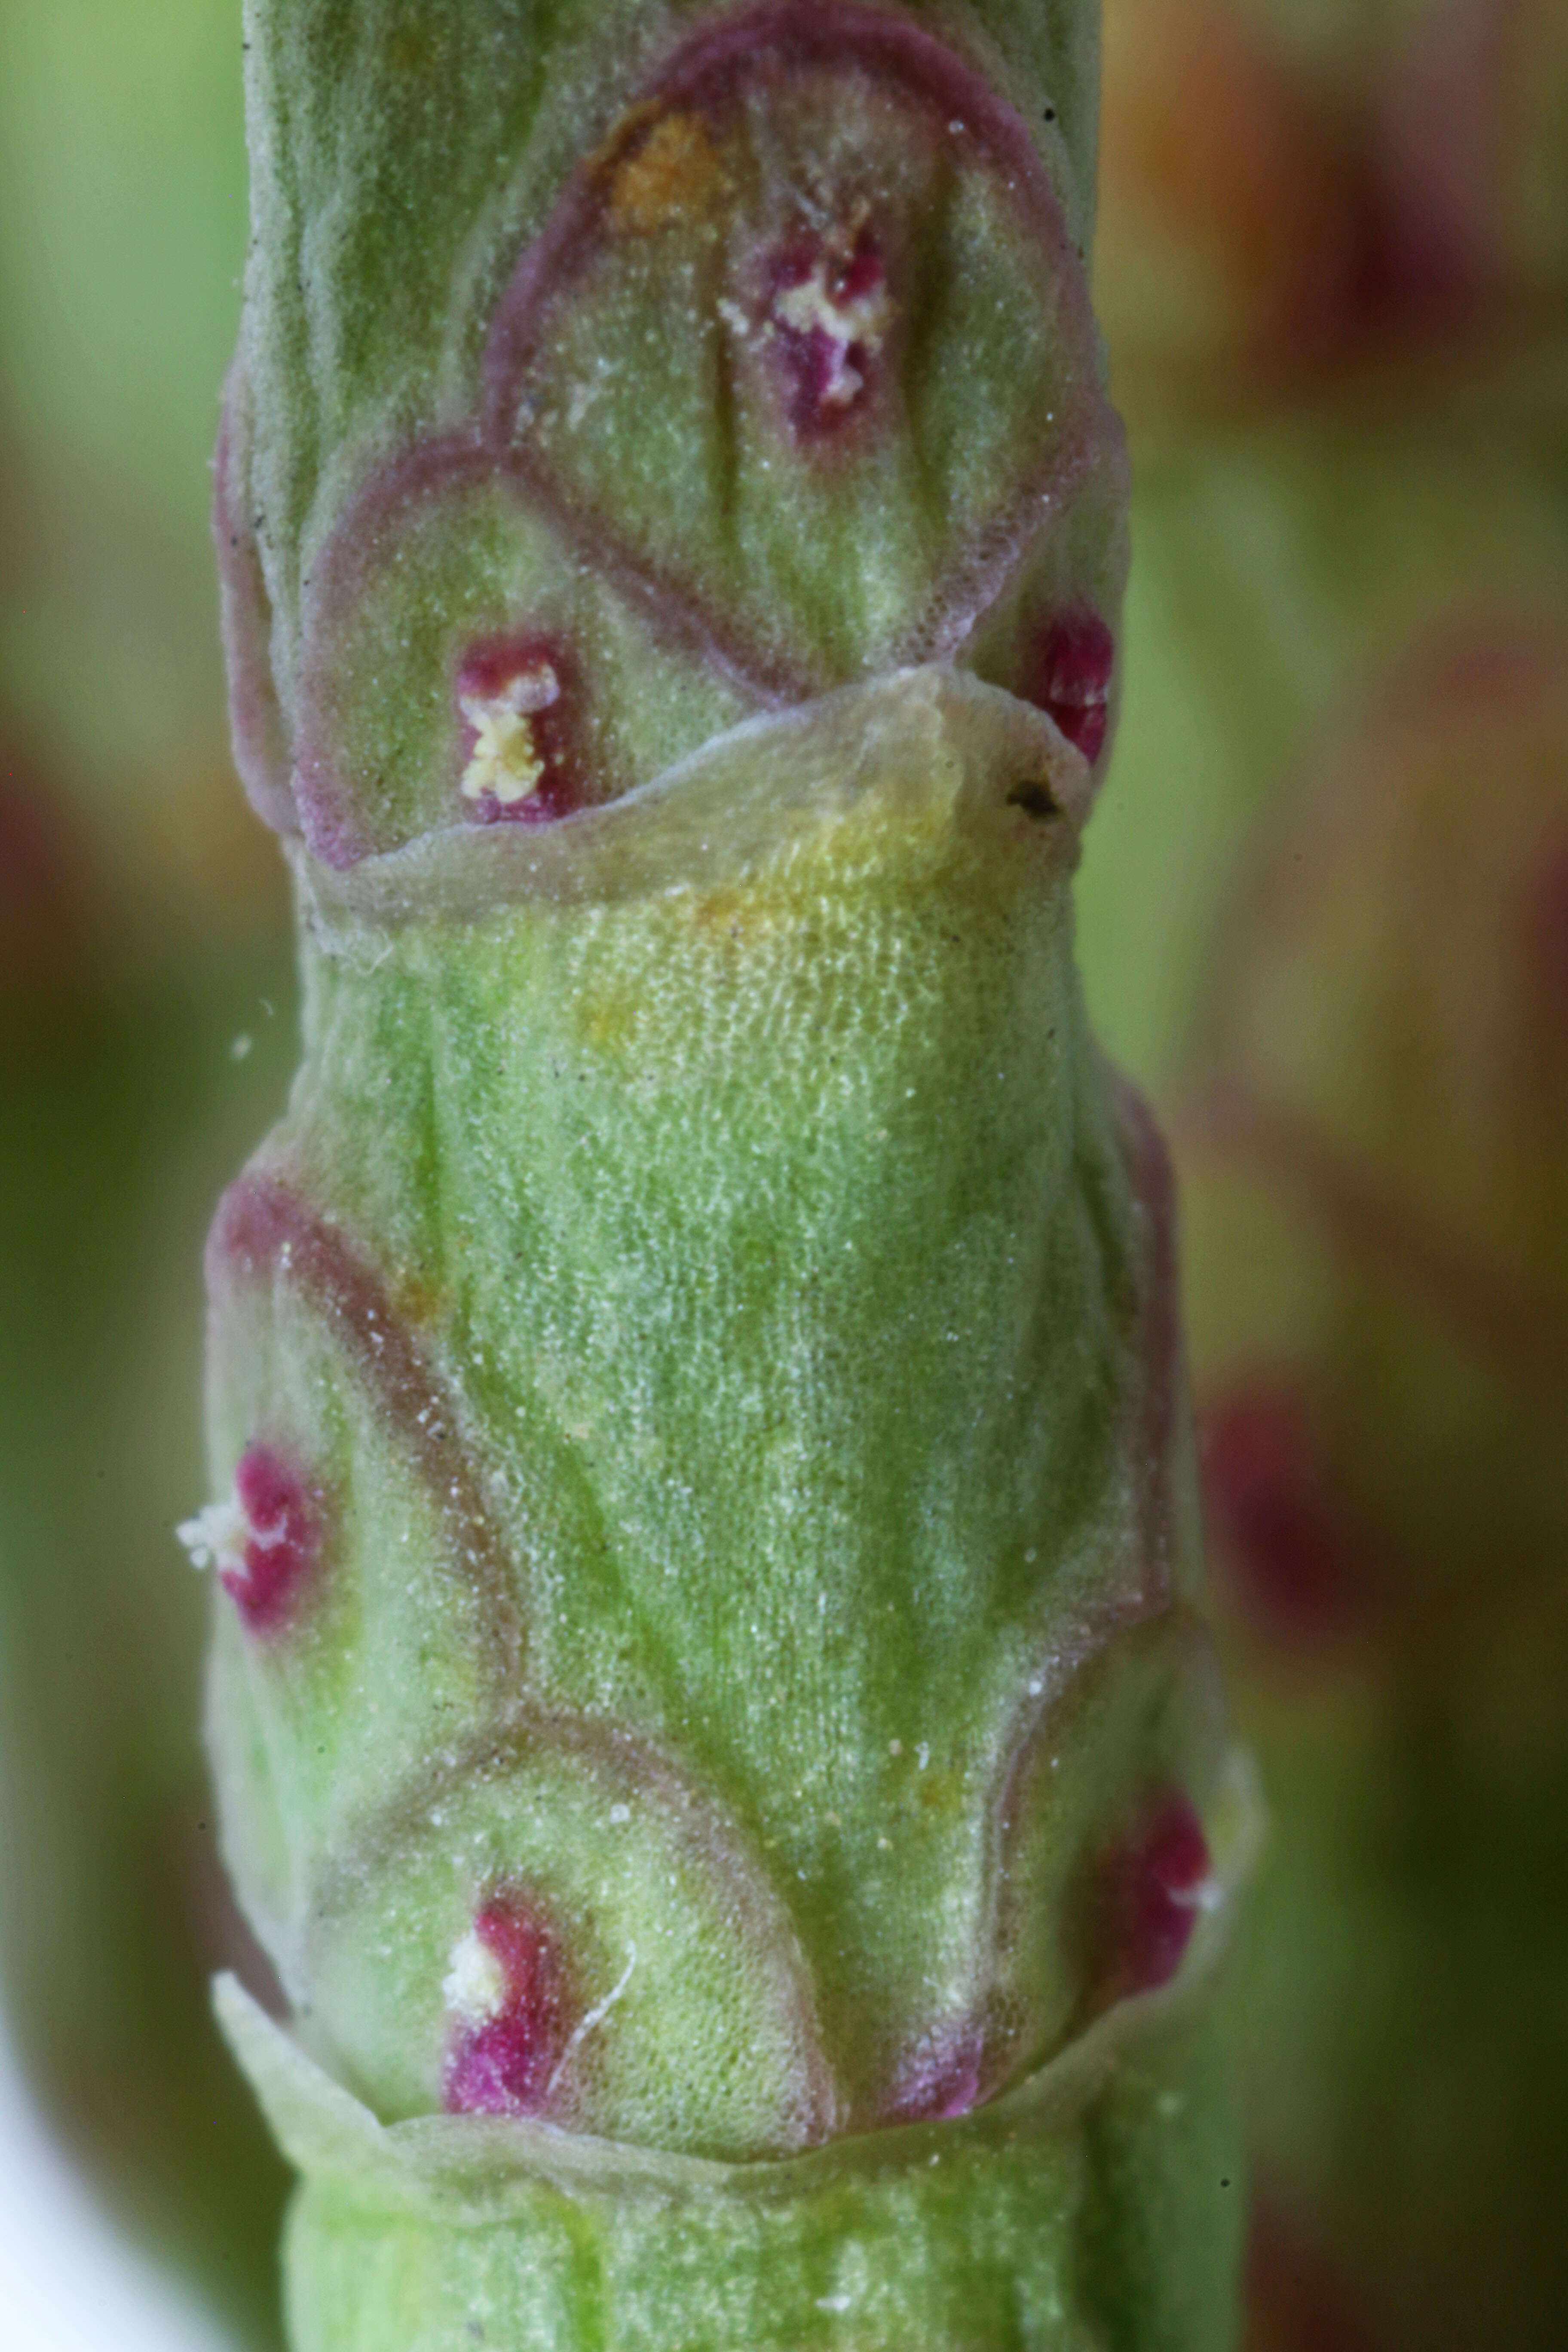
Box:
180 1443 321 1635
1030 611 1114 764
1096 1791 1215 2002
441 1896 572 2118
764 219 892 440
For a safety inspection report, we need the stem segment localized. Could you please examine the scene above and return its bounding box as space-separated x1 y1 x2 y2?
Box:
196 5 1253 2344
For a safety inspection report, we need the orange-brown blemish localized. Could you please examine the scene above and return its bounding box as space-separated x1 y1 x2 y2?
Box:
683 884 781 947
574 983 642 1056
387 28 435 78
609 111 730 233
916 1768 963 1817
386 1270 453 1338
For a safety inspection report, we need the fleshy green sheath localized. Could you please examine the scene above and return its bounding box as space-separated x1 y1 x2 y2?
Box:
190 4 1253 2344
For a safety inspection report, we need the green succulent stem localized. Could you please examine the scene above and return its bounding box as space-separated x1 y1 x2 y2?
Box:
195 3 1253 2345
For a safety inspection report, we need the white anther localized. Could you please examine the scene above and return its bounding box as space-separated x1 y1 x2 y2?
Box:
459 661 560 806
177 1495 250 1577
545 1945 637 2097
443 1927 509 2026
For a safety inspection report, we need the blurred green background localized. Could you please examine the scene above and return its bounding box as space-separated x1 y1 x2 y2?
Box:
0 7 291 2341
0 3 1565 2349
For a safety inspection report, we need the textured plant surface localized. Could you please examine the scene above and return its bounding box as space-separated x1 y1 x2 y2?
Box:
184 4 1255 2348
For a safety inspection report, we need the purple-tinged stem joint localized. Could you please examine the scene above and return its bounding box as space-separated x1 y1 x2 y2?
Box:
884 2024 987 2125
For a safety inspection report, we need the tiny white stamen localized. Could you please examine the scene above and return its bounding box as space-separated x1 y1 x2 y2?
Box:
460 661 560 807
177 1496 250 1577
443 1927 509 2026
545 1945 637 2097
772 258 892 408
774 268 890 351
